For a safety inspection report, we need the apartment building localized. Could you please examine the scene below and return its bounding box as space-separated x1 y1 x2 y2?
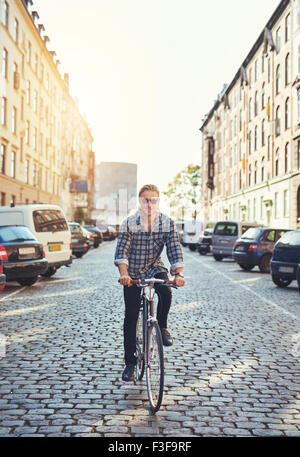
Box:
200 0 300 230
0 0 94 219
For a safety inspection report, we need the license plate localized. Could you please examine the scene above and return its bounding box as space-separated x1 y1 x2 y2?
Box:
19 247 35 255
279 266 293 273
221 240 228 244
236 246 245 251
72 239 79 243
49 244 61 252
188 233 195 236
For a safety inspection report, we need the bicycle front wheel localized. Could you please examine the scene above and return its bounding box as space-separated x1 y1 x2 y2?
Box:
146 321 164 413
135 307 145 381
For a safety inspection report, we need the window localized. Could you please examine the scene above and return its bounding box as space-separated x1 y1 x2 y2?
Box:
249 130 252 154
13 18 19 43
34 53 38 74
283 190 289 217
33 210 68 233
266 230 276 242
254 126 258 151
26 80 31 105
33 90 38 113
262 119 265 146
275 149 280 176
12 106 16 134
0 144 5 174
254 162 258 184
25 121 30 145
25 159 29 184
285 54 291 85
285 98 290 129
249 165 252 187
249 98 252 121
33 163 38 187
276 65 281 94
254 91 258 116
285 14 290 42
262 83 265 110
1 192 5 206
33 127 37 150
1 97 7 126
11 151 15 178
276 27 281 53
268 135 271 161
2 48 8 78
40 63 44 82
274 192 279 218
275 106 281 136
261 157 265 182
255 60 258 81
3 2 9 28
285 143 290 173
27 41 31 65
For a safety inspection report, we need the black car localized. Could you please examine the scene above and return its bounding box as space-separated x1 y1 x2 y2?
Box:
197 228 213 255
83 225 103 248
97 224 114 241
271 230 300 287
68 222 89 258
0 225 48 286
0 258 6 291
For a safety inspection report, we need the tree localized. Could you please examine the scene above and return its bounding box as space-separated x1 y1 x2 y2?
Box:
73 207 86 224
163 164 201 220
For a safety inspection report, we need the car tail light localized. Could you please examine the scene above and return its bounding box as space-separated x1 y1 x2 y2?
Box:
0 262 3 274
70 243 72 250
248 243 258 252
0 245 8 262
42 249 45 258
233 242 237 250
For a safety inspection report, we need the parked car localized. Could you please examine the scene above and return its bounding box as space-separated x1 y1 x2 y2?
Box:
197 228 214 255
68 222 89 258
0 258 6 291
98 224 116 241
0 204 72 277
232 227 290 273
83 225 103 248
0 225 48 286
81 226 94 249
270 230 300 287
212 220 261 261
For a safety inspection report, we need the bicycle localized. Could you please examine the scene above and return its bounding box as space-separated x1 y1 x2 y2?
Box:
130 277 177 414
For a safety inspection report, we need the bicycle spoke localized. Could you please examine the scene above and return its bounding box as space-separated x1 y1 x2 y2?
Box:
146 322 164 413
135 308 145 381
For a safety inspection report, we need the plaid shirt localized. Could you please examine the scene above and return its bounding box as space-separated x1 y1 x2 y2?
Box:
114 211 184 279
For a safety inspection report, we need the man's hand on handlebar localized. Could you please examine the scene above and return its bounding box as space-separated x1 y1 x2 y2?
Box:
119 275 133 287
173 275 185 287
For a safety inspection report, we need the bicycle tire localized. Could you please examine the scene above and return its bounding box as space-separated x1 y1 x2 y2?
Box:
135 307 145 381
146 321 164 413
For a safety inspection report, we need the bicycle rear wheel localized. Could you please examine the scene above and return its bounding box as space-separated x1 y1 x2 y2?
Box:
135 307 145 381
146 321 164 413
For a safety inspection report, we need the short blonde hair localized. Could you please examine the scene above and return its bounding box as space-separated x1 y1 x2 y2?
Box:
138 184 160 197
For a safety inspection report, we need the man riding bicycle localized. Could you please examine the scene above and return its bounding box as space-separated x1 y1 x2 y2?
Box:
114 184 185 382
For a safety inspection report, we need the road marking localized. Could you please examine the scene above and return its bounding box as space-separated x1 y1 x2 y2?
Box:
0 286 27 302
185 251 300 322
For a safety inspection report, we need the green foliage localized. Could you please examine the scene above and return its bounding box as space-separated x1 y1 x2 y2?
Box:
73 207 86 224
163 164 201 220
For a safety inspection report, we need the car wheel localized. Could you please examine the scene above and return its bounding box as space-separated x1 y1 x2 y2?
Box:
259 254 272 273
75 252 84 258
272 275 292 288
238 264 255 271
41 266 57 277
213 255 223 261
94 242 99 248
189 245 197 251
199 249 207 255
17 276 38 286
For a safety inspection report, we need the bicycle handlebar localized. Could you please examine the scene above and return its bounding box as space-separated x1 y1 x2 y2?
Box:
118 278 177 288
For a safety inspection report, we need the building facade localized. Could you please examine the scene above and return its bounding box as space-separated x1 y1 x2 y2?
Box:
200 0 300 230
0 0 94 220
93 162 137 225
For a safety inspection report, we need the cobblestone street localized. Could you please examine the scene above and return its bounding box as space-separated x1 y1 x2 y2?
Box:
0 240 300 437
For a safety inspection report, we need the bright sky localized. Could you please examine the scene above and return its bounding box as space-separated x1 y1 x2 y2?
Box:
34 0 280 200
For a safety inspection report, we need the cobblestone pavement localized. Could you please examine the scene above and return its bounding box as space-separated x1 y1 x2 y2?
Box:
0 241 300 437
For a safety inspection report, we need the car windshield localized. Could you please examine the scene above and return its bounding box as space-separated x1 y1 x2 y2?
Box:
241 228 262 239
69 224 81 234
214 223 238 236
276 231 300 248
33 210 68 232
0 226 37 243
98 225 108 230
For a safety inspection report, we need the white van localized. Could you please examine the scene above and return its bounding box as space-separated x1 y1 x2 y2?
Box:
0 204 72 276
182 220 215 251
